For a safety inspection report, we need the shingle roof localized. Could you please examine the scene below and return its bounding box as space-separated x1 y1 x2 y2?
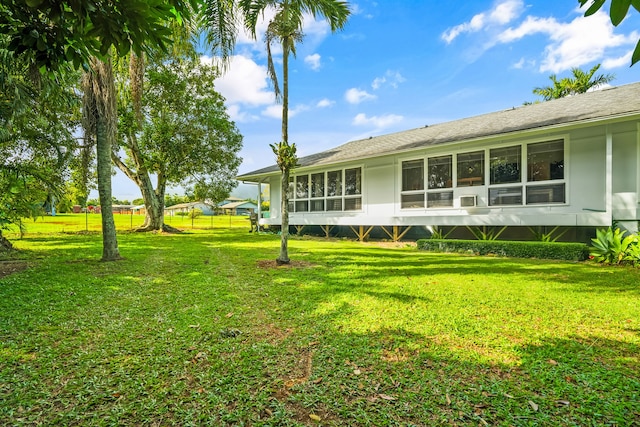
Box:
238 82 640 180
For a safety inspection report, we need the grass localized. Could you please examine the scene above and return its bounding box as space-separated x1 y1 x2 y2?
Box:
1 215 639 425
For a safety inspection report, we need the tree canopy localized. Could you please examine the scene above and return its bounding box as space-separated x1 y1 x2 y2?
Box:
532 64 615 101
0 0 194 71
114 52 242 231
0 38 80 249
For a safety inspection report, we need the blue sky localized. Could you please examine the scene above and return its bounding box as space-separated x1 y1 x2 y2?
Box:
109 0 640 201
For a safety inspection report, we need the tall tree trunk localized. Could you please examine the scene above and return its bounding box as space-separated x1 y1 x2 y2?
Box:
277 37 291 265
112 140 173 232
96 115 120 260
278 167 290 264
84 57 121 261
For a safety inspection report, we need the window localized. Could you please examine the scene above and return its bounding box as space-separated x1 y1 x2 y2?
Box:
295 175 309 212
289 168 362 212
428 191 454 208
344 167 362 211
457 151 484 187
400 157 453 209
527 140 564 182
490 146 521 185
326 170 343 211
489 187 523 206
401 193 424 209
310 173 325 212
311 173 324 197
402 160 424 191
428 155 452 189
526 183 565 204
345 168 361 195
525 140 565 204
296 175 309 198
327 170 342 196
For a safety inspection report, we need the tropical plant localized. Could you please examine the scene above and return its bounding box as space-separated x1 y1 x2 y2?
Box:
590 227 638 265
527 226 569 242
466 225 507 241
240 0 351 264
270 140 298 264
429 225 456 240
533 64 614 101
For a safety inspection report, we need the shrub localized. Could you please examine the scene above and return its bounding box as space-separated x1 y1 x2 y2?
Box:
417 239 589 261
188 208 203 219
590 227 639 265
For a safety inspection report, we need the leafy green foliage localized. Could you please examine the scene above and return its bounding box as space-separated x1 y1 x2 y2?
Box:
0 0 194 70
1 38 80 243
188 208 203 219
114 52 242 230
417 239 590 261
590 226 639 265
532 63 614 101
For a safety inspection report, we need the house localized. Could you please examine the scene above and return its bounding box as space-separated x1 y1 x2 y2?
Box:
219 200 258 216
237 82 640 242
220 196 245 205
112 204 134 214
165 201 215 216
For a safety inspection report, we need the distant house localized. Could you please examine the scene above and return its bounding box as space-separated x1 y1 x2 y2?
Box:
165 201 215 216
219 200 258 216
238 82 640 242
132 204 146 215
112 204 134 214
220 196 245 205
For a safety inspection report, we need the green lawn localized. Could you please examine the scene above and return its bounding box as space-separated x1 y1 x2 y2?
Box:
1 217 639 426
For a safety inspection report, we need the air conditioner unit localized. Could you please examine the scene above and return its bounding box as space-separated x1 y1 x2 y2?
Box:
460 195 477 208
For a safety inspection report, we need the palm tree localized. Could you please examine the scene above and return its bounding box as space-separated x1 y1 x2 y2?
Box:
241 0 350 264
82 56 121 261
533 64 615 101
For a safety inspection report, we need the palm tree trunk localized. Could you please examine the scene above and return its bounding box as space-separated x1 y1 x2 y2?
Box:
85 57 121 261
277 167 290 264
96 110 120 261
277 37 291 264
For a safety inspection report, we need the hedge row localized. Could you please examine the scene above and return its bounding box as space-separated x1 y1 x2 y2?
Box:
416 239 590 261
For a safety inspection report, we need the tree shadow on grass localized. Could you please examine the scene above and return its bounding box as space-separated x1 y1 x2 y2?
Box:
281 308 640 426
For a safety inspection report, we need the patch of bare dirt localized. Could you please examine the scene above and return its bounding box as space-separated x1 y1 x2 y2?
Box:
0 261 28 278
256 259 316 269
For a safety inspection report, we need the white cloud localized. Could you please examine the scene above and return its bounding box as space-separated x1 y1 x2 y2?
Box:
232 8 331 53
352 113 403 129
261 104 310 119
602 51 633 69
212 55 274 106
496 11 638 72
371 70 406 90
225 104 259 123
345 88 377 104
304 53 322 70
442 0 524 43
511 57 525 69
316 98 334 108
